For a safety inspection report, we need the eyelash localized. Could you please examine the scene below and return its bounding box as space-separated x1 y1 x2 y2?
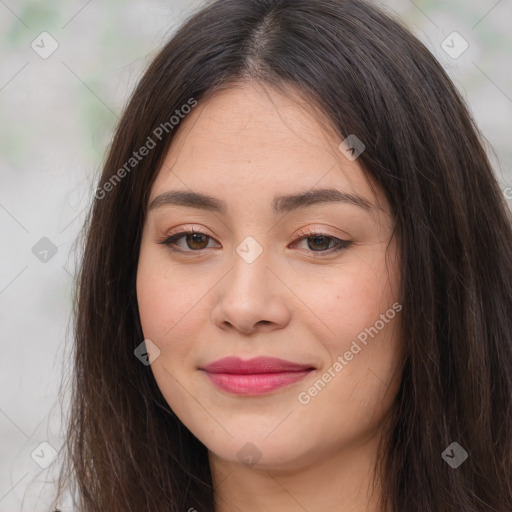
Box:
158 227 352 257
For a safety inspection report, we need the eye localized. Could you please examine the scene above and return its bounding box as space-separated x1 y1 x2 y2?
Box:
158 229 220 253
158 228 352 256
291 229 352 255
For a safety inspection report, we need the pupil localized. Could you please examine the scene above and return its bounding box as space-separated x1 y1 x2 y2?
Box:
188 233 206 249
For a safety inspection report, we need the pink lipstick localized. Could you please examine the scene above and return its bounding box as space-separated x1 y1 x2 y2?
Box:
200 356 315 395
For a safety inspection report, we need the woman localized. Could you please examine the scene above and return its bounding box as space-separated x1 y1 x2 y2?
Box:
53 0 512 510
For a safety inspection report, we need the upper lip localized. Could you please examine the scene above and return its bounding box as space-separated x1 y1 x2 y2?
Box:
200 356 315 374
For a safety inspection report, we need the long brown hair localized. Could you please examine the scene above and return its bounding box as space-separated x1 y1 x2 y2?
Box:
52 0 512 510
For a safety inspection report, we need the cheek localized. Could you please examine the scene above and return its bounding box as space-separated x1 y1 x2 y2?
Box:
136 249 216 434
302 256 398 348
136 247 207 352
304 251 401 405
325 269 400 402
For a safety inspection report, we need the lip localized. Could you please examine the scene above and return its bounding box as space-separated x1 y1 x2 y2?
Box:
200 356 315 395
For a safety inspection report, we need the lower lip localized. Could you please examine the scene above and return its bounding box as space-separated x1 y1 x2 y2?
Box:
203 370 313 395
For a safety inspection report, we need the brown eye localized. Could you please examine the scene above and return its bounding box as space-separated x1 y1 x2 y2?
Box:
306 235 332 251
292 231 352 256
159 229 351 257
186 233 209 250
159 230 220 253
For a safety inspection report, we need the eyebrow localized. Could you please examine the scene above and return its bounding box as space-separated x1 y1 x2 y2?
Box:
148 188 373 214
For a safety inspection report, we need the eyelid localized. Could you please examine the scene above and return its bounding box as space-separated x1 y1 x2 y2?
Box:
293 225 348 240
163 224 216 240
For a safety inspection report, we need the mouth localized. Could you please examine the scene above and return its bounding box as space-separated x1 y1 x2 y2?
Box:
199 356 316 395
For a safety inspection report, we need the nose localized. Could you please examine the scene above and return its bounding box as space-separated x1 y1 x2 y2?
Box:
210 250 291 335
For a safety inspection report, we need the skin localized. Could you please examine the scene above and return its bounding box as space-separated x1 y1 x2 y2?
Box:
136 81 403 512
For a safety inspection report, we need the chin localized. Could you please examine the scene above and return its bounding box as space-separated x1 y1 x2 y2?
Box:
205 433 318 471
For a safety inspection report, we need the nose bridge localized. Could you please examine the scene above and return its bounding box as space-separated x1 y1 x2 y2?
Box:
210 235 291 333
235 234 266 267
229 236 270 297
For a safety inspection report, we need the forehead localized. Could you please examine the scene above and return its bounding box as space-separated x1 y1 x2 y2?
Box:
150 81 386 214
165 81 337 163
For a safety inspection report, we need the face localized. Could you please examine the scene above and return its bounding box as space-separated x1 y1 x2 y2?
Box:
136 81 402 472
